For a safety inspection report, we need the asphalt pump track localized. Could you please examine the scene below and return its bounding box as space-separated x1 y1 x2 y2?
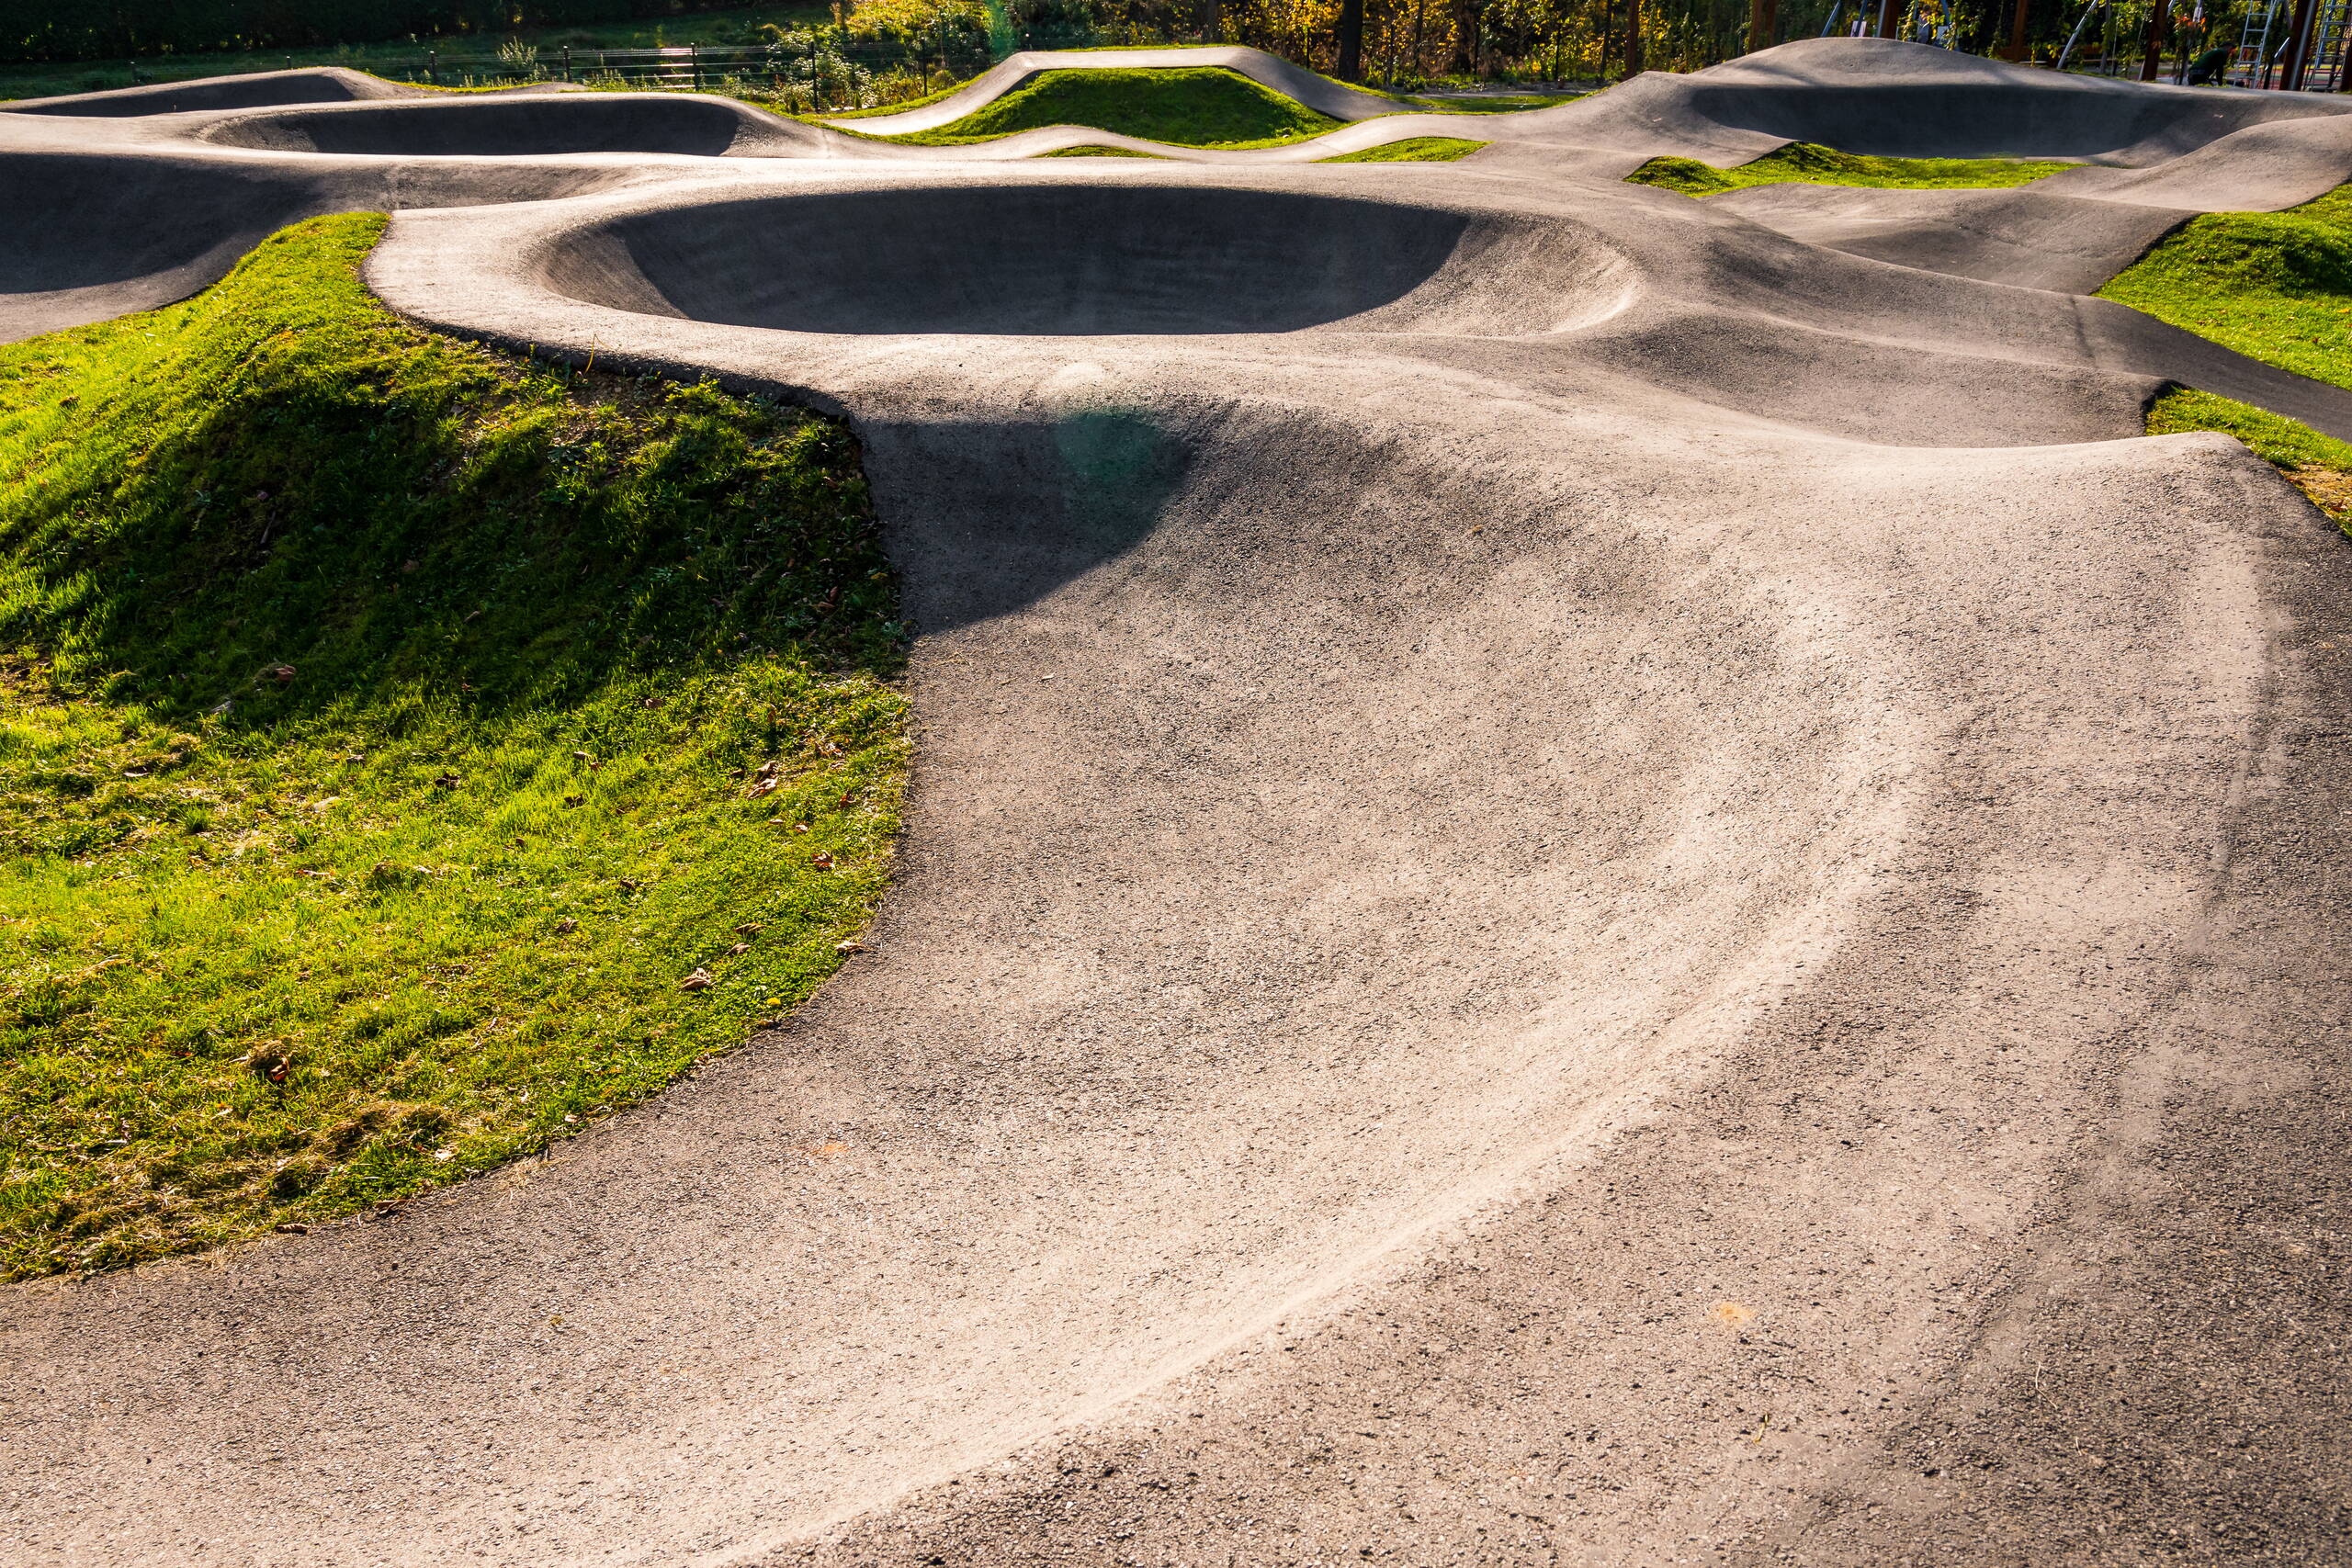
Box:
4 38 2351 1568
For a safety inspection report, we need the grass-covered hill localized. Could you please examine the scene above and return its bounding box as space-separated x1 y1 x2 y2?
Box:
2098 182 2352 532
0 214 907 1280
2099 184 2352 395
868 65 1344 148
1626 141 2075 197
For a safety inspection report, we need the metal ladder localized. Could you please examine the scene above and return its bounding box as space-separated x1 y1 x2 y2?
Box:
2307 0 2352 86
2231 0 2352 86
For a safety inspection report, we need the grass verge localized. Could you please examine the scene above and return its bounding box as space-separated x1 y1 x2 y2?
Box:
2098 185 2352 393
871 65 1341 147
2148 387 2352 526
1317 136 1487 163
1626 141 2074 197
1034 142 1168 157
0 214 907 1280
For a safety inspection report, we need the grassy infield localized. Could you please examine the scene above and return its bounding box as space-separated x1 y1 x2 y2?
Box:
840 65 1495 160
3 73 2347 1280
0 218 905 1278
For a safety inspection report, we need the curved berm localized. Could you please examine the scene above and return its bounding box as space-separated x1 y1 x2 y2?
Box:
2 39 2350 1568
199 92 842 158
544 181 1639 335
3 64 468 117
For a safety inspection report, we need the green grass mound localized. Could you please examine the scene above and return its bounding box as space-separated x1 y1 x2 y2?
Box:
1034 143 1168 158
1627 141 2074 197
1393 92 1586 113
0 214 907 1280
2149 386 2352 526
879 66 1341 148
2098 186 2352 393
1318 136 1488 164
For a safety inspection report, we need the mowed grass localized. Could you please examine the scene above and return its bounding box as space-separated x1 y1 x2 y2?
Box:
2149 387 2352 526
2099 184 2352 393
1317 136 1488 163
875 65 1342 148
0 214 907 1280
1627 141 2074 196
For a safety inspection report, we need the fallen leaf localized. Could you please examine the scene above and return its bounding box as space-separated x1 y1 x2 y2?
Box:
811 852 835 871
274 1223 309 1235
679 967 714 991
554 918 578 935
723 942 750 957
746 779 778 799
1708 1301 1756 1327
833 939 863 953
563 795 584 808
733 922 763 936
433 772 460 789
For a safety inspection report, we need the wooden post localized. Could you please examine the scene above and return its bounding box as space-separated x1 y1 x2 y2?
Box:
2139 0 2170 78
2000 0 2031 59
1747 0 1778 52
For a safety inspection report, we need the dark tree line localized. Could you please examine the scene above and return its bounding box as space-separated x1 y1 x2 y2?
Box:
2 1 751 62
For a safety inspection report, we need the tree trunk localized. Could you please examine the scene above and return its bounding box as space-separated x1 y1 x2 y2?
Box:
1448 0 1480 76
2000 0 2030 59
1337 0 1366 79
2139 0 2173 79
1624 0 1644 73
1747 0 1777 51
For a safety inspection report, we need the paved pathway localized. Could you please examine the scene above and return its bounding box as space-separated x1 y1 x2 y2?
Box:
4 39 2349 1567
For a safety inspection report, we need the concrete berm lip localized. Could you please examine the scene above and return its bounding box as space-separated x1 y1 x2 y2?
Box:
4 37 2352 1568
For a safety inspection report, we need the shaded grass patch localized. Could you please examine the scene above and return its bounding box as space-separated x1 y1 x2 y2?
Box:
0 214 907 1279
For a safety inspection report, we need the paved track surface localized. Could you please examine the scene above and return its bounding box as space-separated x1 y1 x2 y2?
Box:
4 38 2350 1568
